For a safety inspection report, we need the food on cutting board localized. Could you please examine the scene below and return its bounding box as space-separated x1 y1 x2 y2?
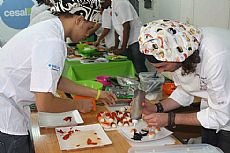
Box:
67 54 82 58
97 46 106 52
106 55 128 61
56 127 102 147
97 107 134 129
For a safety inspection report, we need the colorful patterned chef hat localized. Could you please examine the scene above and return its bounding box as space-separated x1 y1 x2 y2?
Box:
50 0 101 22
139 19 201 62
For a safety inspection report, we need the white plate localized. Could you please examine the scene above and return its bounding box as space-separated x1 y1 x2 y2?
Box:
120 120 173 142
66 57 82 61
55 124 112 150
38 110 83 128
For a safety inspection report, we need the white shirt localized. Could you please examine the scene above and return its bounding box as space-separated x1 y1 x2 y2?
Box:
0 36 5 47
101 7 115 48
112 0 142 46
95 15 103 36
0 18 67 135
29 4 56 26
169 27 230 131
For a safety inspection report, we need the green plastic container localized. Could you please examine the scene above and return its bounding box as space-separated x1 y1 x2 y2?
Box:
75 80 103 90
76 43 87 51
76 44 96 56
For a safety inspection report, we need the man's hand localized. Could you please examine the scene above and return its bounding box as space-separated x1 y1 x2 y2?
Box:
142 113 169 127
67 47 75 55
76 99 93 113
142 99 157 115
93 40 100 46
98 91 117 106
113 48 124 55
109 46 117 53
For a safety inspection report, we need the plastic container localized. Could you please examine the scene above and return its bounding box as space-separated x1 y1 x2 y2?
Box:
162 82 176 95
75 80 103 90
73 95 96 111
128 144 224 153
73 80 103 111
76 44 96 56
76 43 87 51
139 72 165 93
130 89 145 119
96 76 112 86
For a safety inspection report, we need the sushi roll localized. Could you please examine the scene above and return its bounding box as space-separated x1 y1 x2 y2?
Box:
108 118 114 123
155 127 161 133
118 112 123 118
105 112 112 118
122 118 127 123
132 119 138 126
123 121 129 127
130 128 137 136
148 131 155 138
99 118 105 123
111 122 117 128
101 122 111 129
117 121 123 126
119 107 126 112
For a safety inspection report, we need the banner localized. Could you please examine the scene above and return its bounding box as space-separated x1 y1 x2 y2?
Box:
0 0 35 45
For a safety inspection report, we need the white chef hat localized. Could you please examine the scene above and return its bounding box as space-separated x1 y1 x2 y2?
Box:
50 0 101 22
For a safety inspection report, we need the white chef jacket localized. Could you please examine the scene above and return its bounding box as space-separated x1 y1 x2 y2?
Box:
29 4 56 26
112 0 142 46
169 27 230 132
101 7 115 48
95 14 103 37
0 18 67 135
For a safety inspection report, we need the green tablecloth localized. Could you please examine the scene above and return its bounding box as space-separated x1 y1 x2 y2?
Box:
62 60 135 81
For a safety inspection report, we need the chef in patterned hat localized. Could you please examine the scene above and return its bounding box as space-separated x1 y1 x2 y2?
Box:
140 19 230 153
0 1 117 152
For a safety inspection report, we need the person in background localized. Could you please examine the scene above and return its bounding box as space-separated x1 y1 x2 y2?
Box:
29 0 55 26
87 21 102 41
30 0 76 59
102 0 147 74
139 19 230 153
0 0 116 152
93 1 115 48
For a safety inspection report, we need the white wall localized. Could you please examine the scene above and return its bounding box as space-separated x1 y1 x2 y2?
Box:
157 0 181 20
139 0 181 24
139 0 230 29
193 0 230 28
180 0 194 24
139 0 157 24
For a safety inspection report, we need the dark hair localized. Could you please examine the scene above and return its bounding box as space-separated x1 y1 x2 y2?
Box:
36 0 44 5
145 54 162 63
181 50 200 76
36 0 53 6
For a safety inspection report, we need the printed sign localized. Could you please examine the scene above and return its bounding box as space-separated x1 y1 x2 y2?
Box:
0 0 34 29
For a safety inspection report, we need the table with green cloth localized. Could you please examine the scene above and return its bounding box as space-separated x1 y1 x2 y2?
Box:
62 59 135 81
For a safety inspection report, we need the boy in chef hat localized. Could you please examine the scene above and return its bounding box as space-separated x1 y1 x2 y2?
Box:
0 1 116 153
140 19 230 153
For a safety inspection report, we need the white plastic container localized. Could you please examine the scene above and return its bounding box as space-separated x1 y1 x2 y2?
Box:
139 72 165 93
128 144 224 153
